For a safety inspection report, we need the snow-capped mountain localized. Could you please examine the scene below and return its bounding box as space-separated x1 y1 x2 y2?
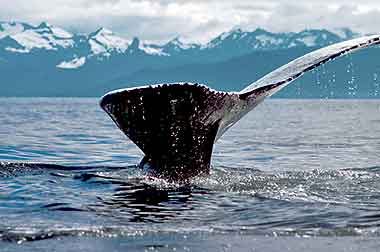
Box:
162 37 199 54
88 27 130 55
198 28 347 60
0 21 170 69
0 21 358 68
2 21 377 98
127 37 169 56
1 22 74 53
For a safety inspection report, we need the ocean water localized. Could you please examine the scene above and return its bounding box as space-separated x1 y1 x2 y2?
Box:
0 98 380 251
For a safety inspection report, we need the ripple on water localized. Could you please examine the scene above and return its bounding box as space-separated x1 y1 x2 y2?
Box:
1 99 380 246
0 162 380 243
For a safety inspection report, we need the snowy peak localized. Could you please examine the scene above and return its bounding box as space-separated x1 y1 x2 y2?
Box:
92 27 113 36
0 22 360 56
202 28 276 50
331 28 360 40
37 21 51 30
218 28 246 41
0 22 26 39
127 37 168 56
202 27 351 51
203 28 247 49
288 29 341 48
0 21 74 53
33 21 73 39
128 37 140 50
250 28 286 48
0 21 362 72
50 27 73 39
164 37 198 52
224 28 246 39
88 27 130 55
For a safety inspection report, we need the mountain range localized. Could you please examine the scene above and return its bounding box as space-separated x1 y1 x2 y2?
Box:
1 21 379 98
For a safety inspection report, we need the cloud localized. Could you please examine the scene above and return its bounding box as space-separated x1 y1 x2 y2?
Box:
1 0 380 43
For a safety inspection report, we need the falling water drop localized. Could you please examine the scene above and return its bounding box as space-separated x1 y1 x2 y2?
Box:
346 55 357 97
373 72 379 97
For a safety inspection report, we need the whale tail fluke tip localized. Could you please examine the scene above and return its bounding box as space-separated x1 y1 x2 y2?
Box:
100 35 380 180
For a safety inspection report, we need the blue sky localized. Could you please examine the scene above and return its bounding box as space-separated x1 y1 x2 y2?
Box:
1 0 380 43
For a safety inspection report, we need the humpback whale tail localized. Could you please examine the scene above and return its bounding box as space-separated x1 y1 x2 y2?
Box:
100 35 380 181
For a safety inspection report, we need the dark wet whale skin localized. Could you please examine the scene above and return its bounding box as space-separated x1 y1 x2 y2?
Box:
100 35 380 181
100 84 228 181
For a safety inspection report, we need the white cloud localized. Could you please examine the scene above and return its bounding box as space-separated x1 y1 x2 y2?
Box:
1 0 380 43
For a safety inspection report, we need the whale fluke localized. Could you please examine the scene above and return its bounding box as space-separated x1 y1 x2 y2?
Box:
100 35 380 181
100 83 240 180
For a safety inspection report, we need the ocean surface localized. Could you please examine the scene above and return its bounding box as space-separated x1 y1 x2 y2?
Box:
0 98 380 251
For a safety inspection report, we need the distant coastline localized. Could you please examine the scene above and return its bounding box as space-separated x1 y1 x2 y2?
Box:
1 21 379 98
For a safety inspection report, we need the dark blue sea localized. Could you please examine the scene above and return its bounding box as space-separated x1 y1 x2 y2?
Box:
1 98 380 252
